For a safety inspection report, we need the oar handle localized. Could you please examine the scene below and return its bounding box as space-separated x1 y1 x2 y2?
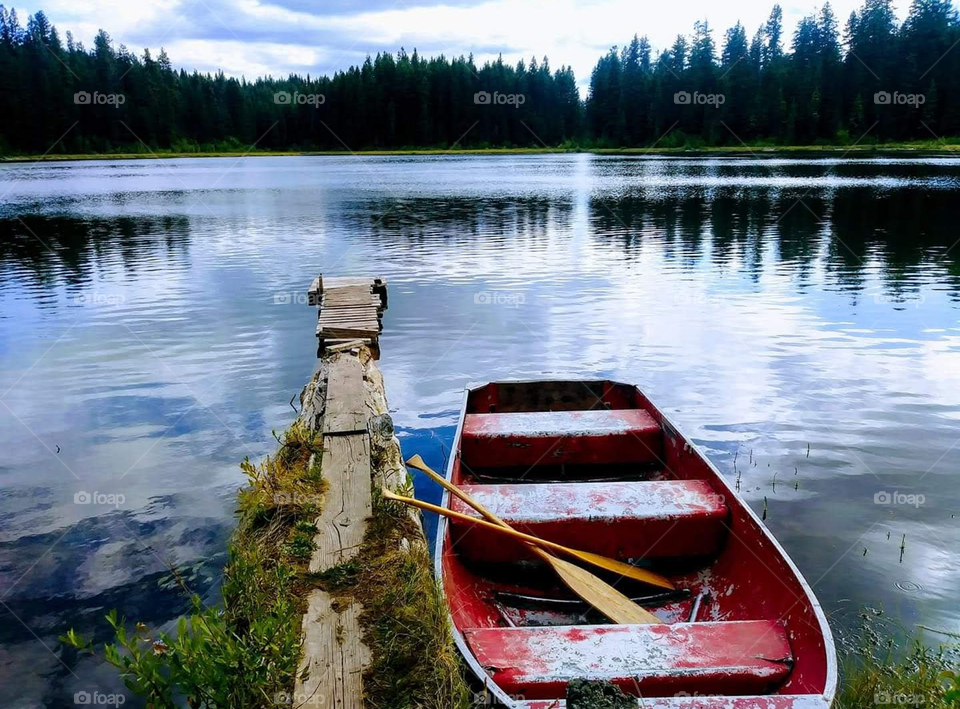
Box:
383 488 573 556
406 455 508 527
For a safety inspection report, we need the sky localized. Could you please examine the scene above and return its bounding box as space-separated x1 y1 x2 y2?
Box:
13 0 910 94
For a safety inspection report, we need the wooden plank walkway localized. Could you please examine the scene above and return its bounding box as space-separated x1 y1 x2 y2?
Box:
295 279 390 709
308 275 387 355
296 350 374 709
298 590 369 709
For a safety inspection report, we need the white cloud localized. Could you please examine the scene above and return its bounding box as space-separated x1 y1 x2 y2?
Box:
15 0 909 93
162 38 330 77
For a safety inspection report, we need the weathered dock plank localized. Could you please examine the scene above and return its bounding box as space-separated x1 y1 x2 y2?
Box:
310 433 371 572
308 273 388 355
296 590 369 709
323 354 368 435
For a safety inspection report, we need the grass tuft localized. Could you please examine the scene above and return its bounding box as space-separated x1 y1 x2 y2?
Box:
313 488 470 709
61 420 328 708
836 612 960 709
61 414 468 709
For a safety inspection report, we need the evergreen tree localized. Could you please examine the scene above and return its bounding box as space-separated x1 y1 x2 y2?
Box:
2 2 960 154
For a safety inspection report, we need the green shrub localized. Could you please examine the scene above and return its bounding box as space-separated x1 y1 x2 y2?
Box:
62 421 325 708
63 546 301 708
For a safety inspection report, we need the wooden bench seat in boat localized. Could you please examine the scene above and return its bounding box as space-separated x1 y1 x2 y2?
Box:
463 620 793 699
449 480 729 561
460 409 663 467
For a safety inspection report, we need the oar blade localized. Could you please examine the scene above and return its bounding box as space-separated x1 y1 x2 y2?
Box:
405 454 429 472
566 549 674 590
532 548 661 625
383 488 665 624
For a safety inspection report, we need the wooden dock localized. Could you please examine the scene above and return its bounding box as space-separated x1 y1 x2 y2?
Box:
308 275 387 357
295 275 412 709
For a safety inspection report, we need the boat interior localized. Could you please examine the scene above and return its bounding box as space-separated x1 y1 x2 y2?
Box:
439 380 833 704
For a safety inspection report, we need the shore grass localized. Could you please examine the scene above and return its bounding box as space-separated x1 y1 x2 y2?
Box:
5 140 960 163
838 640 956 708
62 420 325 707
836 612 960 709
62 416 468 709
319 488 470 709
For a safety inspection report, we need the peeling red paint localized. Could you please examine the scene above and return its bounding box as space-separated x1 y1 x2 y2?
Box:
461 409 663 467
465 621 793 699
438 380 836 709
448 480 728 562
521 697 830 709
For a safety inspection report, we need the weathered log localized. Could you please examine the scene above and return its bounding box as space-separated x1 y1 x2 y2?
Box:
294 338 426 708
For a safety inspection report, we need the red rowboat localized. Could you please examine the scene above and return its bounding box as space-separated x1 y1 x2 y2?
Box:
435 380 836 708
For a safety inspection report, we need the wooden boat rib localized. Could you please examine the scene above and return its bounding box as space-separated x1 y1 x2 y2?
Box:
435 380 837 708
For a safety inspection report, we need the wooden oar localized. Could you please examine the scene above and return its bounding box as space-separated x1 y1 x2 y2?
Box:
405 454 673 590
381 488 662 624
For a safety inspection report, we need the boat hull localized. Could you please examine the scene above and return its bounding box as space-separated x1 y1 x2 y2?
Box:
434 380 837 708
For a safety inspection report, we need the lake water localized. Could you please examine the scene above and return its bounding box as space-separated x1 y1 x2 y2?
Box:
1 154 959 707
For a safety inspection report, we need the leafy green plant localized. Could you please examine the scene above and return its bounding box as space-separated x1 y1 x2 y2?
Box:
61 421 326 708
283 530 317 560
62 547 301 708
60 414 469 709
942 671 960 704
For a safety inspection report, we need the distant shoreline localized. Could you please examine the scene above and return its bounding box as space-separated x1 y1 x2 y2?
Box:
2 143 959 163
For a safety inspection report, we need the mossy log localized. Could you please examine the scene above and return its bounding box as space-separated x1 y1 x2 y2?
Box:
294 344 440 709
